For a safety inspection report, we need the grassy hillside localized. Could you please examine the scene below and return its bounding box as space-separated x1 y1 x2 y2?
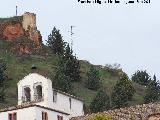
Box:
0 40 146 111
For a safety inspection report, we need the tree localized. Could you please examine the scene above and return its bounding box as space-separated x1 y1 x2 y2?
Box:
46 27 66 55
0 59 6 102
63 44 81 82
112 73 135 108
53 56 71 93
131 70 151 86
144 75 160 103
90 90 110 113
86 66 101 90
71 55 81 82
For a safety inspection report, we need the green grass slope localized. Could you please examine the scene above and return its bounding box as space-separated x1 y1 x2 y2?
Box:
0 40 146 111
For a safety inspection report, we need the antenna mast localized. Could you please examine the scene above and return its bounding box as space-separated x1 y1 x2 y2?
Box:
70 26 75 49
16 5 18 16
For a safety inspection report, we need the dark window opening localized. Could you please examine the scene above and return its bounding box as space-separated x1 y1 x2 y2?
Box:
8 113 17 120
36 85 42 99
24 87 31 102
8 113 12 120
34 84 43 101
69 98 72 109
53 91 57 102
57 115 63 120
42 112 48 120
13 113 17 120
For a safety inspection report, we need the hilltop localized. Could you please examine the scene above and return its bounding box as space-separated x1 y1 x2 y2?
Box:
0 41 146 112
0 12 43 55
0 13 146 112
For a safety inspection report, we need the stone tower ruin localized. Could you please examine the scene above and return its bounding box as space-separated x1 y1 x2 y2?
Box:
0 12 43 54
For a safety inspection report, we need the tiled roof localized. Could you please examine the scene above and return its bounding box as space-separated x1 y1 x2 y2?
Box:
53 89 84 102
0 103 70 115
71 102 160 120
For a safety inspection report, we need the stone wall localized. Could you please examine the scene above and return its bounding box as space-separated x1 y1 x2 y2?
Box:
71 102 160 120
0 12 42 54
22 12 36 31
22 12 42 45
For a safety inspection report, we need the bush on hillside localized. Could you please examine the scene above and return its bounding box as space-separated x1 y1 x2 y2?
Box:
89 113 111 120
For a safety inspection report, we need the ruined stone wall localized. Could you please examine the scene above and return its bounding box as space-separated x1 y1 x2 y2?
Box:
71 102 160 120
0 12 42 54
21 12 42 45
22 12 36 31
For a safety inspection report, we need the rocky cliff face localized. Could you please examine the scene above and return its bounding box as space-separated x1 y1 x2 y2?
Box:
3 23 24 40
0 12 42 54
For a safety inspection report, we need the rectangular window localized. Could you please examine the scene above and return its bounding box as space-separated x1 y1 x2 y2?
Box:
57 115 63 120
69 98 72 109
13 113 17 120
8 113 17 120
42 112 48 120
53 91 57 102
8 113 12 120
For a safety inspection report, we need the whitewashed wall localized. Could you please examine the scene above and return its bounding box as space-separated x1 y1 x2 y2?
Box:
0 107 35 120
48 91 84 117
17 73 52 107
17 73 84 118
0 106 69 120
35 106 69 120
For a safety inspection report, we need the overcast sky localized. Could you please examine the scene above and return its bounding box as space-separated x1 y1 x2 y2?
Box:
1 0 160 79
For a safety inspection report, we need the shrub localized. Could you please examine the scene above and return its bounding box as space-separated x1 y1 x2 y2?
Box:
89 113 111 120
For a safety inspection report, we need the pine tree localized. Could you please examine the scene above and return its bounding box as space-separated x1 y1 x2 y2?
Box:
53 56 71 93
0 59 6 102
112 73 135 108
46 27 66 55
64 44 81 82
144 75 160 103
90 89 110 113
131 70 151 86
72 55 81 82
86 66 101 90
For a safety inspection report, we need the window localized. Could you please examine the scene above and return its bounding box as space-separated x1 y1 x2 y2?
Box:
8 113 12 120
42 112 48 120
36 85 42 100
57 115 63 120
24 87 31 102
34 82 43 101
13 113 17 120
8 113 17 120
53 91 57 102
69 98 72 109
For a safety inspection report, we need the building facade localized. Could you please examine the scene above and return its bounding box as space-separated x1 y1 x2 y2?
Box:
0 73 84 120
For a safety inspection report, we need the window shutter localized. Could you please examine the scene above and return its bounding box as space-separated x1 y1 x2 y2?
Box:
13 113 17 120
42 112 45 120
46 112 48 120
8 113 12 120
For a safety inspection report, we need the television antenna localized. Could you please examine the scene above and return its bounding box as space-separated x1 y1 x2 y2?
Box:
70 26 75 49
16 5 18 16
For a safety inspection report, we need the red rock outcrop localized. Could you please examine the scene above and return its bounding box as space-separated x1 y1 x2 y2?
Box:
3 23 24 40
0 12 43 54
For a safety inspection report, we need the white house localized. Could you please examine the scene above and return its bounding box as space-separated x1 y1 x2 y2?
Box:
0 73 84 120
